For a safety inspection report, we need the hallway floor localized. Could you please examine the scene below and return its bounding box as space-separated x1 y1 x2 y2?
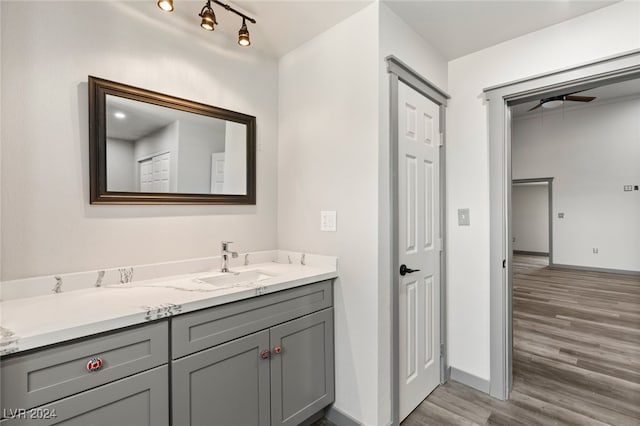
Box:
401 255 640 425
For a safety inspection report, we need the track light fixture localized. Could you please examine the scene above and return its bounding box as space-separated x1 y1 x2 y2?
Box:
199 1 217 31
157 0 256 47
238 18 250 46
157 0 173 12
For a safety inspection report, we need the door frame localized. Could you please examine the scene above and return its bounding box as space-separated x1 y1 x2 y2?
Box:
485 49 640 400
386 55 450 426
512 178 554 264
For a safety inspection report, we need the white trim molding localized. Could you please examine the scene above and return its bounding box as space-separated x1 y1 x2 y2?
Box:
484 49 640 401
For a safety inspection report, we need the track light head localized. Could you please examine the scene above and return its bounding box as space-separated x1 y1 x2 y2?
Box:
157 0 174 12
238 18 250 46
199 2 217 31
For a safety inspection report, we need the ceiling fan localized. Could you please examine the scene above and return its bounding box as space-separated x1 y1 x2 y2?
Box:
528 92 596 111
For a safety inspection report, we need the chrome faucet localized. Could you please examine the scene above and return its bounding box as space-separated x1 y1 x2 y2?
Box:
221 241 238 273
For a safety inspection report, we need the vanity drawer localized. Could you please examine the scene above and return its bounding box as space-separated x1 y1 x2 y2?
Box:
1 321 168 412
172 280 332 359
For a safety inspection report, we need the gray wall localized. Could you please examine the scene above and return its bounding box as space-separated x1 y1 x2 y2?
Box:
106 138 135 192
1 1 278 280
512 184 549 254
513 96 640 271
177 119 225 194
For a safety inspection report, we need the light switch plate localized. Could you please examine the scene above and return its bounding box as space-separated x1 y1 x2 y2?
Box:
458 208 470 226
320 211 337 232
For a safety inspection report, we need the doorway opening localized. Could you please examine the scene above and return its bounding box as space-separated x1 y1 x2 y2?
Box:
486 50 640 400
512 178 553 266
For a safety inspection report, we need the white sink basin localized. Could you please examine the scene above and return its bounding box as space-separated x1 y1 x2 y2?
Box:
195 270 276 287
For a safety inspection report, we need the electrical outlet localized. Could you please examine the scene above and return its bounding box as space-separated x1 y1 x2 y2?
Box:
558 212 565 219
320 211 337 232
624 185 633 192
592 248 599 254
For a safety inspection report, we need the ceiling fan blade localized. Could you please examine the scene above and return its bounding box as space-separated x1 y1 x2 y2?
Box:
528 103 543 112
564 95 596 102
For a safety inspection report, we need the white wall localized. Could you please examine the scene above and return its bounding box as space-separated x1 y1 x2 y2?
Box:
446 0 640 380
1 2 278 280
377 3 448 423
223 121 247 195
512 184 549 254
106 138 135 192
278 4 381 424
513 98 640 271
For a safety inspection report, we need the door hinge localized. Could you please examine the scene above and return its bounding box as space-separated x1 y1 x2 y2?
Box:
502 259 506 269
440 343 445 357
438 238 444 252
438 132 444 147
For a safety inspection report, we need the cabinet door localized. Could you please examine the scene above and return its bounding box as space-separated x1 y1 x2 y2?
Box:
172 330 270 426
270 308 334 426
1 366 168 426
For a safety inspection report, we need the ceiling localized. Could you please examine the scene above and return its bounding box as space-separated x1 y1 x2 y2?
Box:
383 1 619 60
106 96 225 141
149 1 620 59
511 77 640 118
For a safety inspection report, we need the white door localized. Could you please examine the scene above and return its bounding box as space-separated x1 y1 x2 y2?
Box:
139 158 154 192
210 152 225 193
398 81 441 420
139 152 171 192
152 152 171 192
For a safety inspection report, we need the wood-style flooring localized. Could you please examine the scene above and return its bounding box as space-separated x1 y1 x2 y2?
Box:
402 255 640 426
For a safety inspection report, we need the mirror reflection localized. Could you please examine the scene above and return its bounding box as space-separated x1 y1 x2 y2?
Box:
105 95 247 195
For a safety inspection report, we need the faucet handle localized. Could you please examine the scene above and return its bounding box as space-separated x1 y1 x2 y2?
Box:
221 241 234 250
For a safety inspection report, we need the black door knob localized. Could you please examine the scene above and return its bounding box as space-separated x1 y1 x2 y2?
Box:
399 264 420 276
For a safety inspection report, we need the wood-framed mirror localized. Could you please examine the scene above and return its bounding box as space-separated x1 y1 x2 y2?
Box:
88 76 256 204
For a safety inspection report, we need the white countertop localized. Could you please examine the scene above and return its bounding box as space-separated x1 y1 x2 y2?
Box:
0 260 337 356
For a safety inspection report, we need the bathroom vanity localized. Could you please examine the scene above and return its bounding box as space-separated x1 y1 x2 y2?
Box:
0 256 336 426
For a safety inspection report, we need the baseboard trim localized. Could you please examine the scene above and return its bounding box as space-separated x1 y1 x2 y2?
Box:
551 263 640 276
325 406 362 426
449 367 490 394
514 250 549 257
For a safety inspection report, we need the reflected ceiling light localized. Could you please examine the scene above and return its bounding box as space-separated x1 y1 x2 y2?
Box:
157 0 174 12
157 0 256 46
114 112 126 119
238 18 250 46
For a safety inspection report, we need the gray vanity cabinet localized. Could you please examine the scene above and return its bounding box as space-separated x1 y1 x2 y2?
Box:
2 281 334 426
172 331 271 426
1 322 169 426
171 281 334 426
270 308 334 426
1 366 169 426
